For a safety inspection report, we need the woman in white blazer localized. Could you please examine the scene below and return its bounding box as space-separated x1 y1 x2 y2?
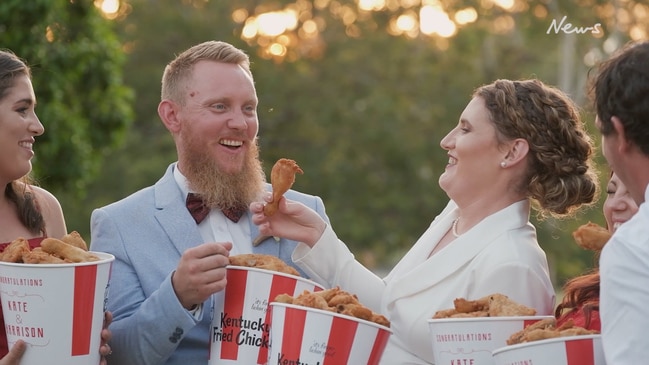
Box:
251 79 599 364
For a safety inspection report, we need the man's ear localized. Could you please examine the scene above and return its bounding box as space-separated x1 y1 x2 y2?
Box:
503 138 530 166
158 100 181 133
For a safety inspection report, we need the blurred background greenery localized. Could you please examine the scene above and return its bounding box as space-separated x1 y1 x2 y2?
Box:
1 0 646 289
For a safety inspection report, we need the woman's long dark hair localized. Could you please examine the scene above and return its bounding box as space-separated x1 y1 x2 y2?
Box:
1 50 44 235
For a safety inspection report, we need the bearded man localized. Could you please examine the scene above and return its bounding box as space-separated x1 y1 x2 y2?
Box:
89 41 329 365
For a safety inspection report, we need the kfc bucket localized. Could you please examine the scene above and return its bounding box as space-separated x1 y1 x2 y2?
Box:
492 334 605 365
0 251 113 365
428 315 554 365
209 266 324 364
268 302 392 365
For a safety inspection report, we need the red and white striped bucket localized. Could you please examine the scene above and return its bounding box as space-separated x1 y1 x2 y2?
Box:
209 266 324 364
268 302 392 365
492 334 605 365
0 251 114 365
428 316 554 365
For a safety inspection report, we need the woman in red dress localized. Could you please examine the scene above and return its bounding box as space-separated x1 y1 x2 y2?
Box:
0 49 112 364
555 172 639 330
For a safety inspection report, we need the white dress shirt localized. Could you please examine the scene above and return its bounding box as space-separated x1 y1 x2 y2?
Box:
600 184 649 363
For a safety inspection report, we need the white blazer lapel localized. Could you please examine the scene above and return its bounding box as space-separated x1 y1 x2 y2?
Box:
384 200 531 305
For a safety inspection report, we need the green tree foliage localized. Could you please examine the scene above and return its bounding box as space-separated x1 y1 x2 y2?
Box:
0 0 133 195
60 0 642 287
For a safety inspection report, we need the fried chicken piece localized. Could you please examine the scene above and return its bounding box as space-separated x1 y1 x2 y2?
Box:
274 293 294 304
264 158 303 216
432 308 459 319
572 222 611 251
521 328 563 342
314 287 343 303
433 293 535 319
450 311 490 318
506 318 599 345
61 231 88 251
487 293 536 317
336 303 373 321
558 327 599 337
293 290 331 311
1 238 30 263
228 253 300 276
41 238 100 263
22 247 67 264
506 317 556 345
274 287 391 327
454 296 490 313
371 313 391 327
328 291 360 306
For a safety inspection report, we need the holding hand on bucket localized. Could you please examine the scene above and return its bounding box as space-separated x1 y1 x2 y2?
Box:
0 50 112 364
252 78 599 364
172 242 233 309
0 340 25 365
89 40 330 365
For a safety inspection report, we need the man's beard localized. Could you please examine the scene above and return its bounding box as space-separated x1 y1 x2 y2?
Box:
182 138 266 212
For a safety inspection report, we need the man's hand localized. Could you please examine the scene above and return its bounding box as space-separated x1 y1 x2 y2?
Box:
172 242 233 309
99 311 112 364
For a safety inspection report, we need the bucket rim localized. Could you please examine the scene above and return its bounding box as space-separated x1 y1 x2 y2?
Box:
269 301 392 333
0 251 115 268
226 265 324 289
427 315 554 324
492 334 602 355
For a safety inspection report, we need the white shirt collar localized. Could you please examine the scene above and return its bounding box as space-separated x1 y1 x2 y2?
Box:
172 162 191 198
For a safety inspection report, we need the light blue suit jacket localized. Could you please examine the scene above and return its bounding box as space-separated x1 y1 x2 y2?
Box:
90 163 329 365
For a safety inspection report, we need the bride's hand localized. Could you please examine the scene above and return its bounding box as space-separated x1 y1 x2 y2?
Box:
250 195 326 247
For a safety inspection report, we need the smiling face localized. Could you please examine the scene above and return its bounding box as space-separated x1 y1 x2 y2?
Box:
0 75 44 186
438 96 506 203
604 172 638 232
168 60 265 209
176 60 259 174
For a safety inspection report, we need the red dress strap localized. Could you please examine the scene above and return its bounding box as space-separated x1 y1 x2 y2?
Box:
556 306 601 332
0 236 45 252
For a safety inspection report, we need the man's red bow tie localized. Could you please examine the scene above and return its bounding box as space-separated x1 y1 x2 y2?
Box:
185 193 245 224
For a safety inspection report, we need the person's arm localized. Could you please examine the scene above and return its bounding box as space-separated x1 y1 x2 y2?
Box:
90 208 213 365
251 196 386 311
600 236 649 363
293 226 386 312
91 206 232 365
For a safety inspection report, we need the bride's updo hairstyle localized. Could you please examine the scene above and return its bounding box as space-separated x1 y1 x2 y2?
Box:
474 79 599 218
